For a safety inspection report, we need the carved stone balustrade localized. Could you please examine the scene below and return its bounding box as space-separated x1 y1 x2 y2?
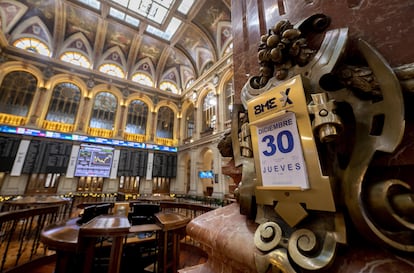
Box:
181 203 414 273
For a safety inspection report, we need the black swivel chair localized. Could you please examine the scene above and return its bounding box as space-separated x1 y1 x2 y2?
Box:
76 203 112 225
123 203 161 273
129 203 160 226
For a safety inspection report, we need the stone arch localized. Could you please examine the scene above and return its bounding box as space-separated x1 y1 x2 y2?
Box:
178 152 192 194
198 146 215 196
58 32 93 67
40 74 88 128
0 61 45 125
97 46 127 77
0 61 44 86
10 16 52 55
86 84 124 135
160 67 180 92
180 100 196 143
195 83 217 109
131 57 156 84
123 94 154 141
153 102 179 143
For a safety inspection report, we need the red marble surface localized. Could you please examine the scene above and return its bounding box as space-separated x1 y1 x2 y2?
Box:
184 203 259 273
180 203 414 273
231 0 414 101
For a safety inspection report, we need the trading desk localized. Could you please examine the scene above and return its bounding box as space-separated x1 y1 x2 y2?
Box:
41 212 190 273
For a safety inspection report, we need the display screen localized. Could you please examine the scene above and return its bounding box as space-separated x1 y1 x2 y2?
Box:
0 125 177 152
199 170 214 179
74 144 114 177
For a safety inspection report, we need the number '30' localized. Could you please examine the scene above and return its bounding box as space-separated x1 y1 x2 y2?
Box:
262 130 294 156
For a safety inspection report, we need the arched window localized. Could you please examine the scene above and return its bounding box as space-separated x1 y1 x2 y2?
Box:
160 81 179 94
89 92 117 130
60 52 91 69
0 71 37 116
46 82 81 124
224 77 234 123
125 100 148 135
131 73 153 87
224 42 233 55
98 63 125 78
185 105 194 139
202 91 217 132
13 37 51 57
185 79 194 90
156 106 174 139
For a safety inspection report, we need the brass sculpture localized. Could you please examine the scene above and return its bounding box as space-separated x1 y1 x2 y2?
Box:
218 13 414 272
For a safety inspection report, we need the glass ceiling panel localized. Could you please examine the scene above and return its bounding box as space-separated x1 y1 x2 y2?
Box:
146 17 181 41
109 7 140 27
155 0 174 7
108 0 175 25
177 0 195 15
77 0 101 9
76 0 194 40
117 0 129 7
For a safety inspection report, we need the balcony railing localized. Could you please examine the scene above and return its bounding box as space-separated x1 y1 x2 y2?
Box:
42 120 74 132
154 137 178 146
0 113 27 126
87 127 114 138
123 132 148 142
0 206 61 272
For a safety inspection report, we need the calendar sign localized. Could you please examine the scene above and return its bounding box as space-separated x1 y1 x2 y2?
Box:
253 111 309 189
247 72 335 215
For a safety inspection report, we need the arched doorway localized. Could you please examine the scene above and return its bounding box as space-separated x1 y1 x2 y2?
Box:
199 148 214 196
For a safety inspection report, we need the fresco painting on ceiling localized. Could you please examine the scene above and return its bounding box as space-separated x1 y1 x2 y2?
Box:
138 35 164 67
178 31 212 77
20 20 50 44
105 21 133 56
1 0 232 93
65 5 98 44
23 0 55 30
0 2 28 32
196 1 231 41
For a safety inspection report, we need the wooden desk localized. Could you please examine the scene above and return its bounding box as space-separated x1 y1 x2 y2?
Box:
41 215 131 273
79 215 130 273
40 218 80 273
41 213 190 273
155 212 191 273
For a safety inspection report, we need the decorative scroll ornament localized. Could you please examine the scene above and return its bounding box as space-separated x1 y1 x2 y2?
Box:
254 222 337 273
224 12 414 272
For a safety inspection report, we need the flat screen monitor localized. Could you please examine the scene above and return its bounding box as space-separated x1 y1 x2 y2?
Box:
199 170 214 179
74 144 114 177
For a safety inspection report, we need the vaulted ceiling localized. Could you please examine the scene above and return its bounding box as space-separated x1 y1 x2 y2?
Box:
0 0 232 94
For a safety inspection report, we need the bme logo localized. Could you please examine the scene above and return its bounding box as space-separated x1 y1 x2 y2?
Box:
253 87 293 115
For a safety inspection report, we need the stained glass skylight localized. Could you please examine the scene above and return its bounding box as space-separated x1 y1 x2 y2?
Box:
13 38 51 57
132 73 154 87
98 64 125 78
160 81 179 94
60 52 91 68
